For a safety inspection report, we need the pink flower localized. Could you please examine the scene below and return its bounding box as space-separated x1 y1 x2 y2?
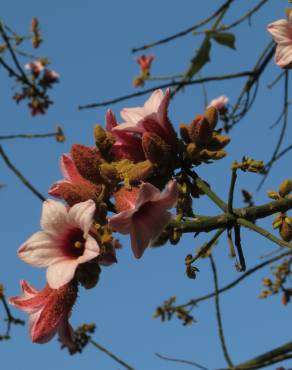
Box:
24 61 44 77
106 110 145 162
108 180 178 258
18 199 100 289
41 69 60 85
267 14 292 68
207 95 229 112
49 154 101 206
9 280 77 348
137 55 155 72
113 89 177 149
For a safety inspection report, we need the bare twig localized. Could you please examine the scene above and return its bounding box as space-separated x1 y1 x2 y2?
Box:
156 352 209 370
258 70 289 190
131 0 234 53
210 255 234 368
89 339 135 370
0 145 45 201
78 70 253 110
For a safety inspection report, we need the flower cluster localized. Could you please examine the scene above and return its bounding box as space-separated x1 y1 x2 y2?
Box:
10 89 230 347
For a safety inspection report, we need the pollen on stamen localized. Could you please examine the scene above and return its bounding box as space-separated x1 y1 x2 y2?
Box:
74 241 83 249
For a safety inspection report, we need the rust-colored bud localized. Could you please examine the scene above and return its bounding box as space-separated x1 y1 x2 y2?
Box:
204 106 218 130
267 190 280 200
282 291 290 306
133 76 144 87
188 115 212 145
206 134 230 151
76 262 101 289
179 123 191 143
55 126 65 142
31 17 39 32
186 142 200 161
142 131 171 166
280 219 292 242
94 124 114 152
71 144 102 184
279 179 292 197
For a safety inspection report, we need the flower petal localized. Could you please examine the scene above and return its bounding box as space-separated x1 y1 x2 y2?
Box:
108 209 135 234
68 199 95 235
18 231 64 267
46 260 78 289
41 199 68 235
77 234 100 264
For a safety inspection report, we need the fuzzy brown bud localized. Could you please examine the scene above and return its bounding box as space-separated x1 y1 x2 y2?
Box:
280 219 292 242
279 179 292 197
188 115 212 145
204 106 218 130
142 132 171 166
179 123 191 143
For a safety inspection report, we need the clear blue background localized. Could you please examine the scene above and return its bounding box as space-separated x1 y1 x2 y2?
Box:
1 1 292 369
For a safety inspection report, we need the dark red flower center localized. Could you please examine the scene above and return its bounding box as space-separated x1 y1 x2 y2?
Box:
61 227 85 258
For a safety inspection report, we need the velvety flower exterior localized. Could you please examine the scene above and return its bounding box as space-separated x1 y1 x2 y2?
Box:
207 96 229 112
137 55 155 72
108 180 178 258
49 154 101 206
18 199 100 289
9 280 77 348
267 14 292 68
113 89 177 149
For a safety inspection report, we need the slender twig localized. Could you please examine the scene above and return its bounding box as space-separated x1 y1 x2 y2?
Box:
267 71 285 89
175 250 292 310
0 132 57 140
0 294 24 339
89 339 135 370
228 169 237 213
234 224 246 271
258 70 289 190
78 70 253 110
210 255 234 368
237 217 292 250
0 145 45 201
227 228 236 257
190 228 225 264
264 143 292 168
156 352 209 370
218 0 269 32
131 0 234 53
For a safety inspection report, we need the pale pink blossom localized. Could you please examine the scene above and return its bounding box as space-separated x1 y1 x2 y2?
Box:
267 14 292 68
106 109 145 162
41 69 60 85
108 180 178 258
207 95 229 112
9 280 77 348
113 89 177 148
24 61 44 77
18 199 100 289
137 55 155 72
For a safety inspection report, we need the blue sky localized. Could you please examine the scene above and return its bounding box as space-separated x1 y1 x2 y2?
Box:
1 1 292 369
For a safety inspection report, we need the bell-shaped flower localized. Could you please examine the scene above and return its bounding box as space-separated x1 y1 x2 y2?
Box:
267 14 292 68
108 180 178 258
49 154 101 206
113 89 177 149
18 199 100 289
106 109 145 162
9 280 77 348
136 55 155 72
207 95 229 112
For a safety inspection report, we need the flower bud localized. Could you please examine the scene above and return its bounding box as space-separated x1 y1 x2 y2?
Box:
180 123 191 143
188 115 212 145
94 124 114 153
204 106 218 130
280 219 292 242
71 144 102 184
142 131 171 166
279 179 292 197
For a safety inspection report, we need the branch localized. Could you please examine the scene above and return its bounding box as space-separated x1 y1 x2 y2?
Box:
0 291 25 340
78 71 253 110
210 255 234 368
89 339 135 370
257 70 290 190
0 145 45 201
156 352 209 370
131 0 234 53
